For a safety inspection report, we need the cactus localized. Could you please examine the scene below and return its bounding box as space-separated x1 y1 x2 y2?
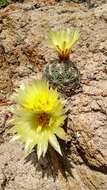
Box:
43 28 81 96
44 59 80 96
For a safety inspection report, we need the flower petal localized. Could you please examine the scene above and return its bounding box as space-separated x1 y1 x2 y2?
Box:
49 134 62 156
24 139 36 154
43 141 48 157
55 127 67 140
37 142 48 159
37 144 43 159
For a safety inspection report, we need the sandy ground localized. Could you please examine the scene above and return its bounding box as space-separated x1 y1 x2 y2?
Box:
0 0 107 189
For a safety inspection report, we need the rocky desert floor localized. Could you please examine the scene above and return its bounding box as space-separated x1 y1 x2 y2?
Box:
0 0 107 189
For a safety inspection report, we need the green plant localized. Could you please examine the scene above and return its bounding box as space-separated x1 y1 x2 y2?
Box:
0 0 7 7
43 28 80 96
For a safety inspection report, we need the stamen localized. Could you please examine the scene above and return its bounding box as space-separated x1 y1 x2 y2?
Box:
36 113 50 127
58 49 70 61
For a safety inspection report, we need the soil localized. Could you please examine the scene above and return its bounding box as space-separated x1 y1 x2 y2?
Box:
0 0 107 190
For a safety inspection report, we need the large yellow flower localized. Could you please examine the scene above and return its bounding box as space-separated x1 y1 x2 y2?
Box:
11 80 67 159
48 28 79 61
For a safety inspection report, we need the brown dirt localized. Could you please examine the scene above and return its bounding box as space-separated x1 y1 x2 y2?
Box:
0 0 107 190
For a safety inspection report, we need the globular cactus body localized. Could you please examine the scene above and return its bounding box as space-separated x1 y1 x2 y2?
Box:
44 60 80 96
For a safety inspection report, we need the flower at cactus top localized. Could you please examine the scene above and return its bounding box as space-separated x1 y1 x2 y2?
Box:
10 80 67 159
48 28 79 61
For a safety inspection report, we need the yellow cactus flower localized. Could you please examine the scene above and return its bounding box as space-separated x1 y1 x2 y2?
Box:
48 28 79 61
10 80 67 159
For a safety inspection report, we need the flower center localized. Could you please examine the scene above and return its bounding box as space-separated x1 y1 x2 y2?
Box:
36 113 50 127
58 50 70 61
